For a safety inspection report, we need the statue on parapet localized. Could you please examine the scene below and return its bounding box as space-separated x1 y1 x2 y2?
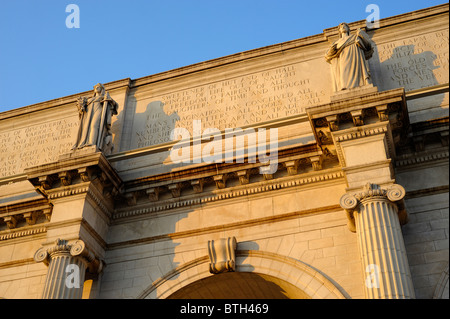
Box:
325 22 374 92
71 83 118 155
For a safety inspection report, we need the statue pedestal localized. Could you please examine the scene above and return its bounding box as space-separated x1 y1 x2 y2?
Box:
59 145 99 161
330 84 378 102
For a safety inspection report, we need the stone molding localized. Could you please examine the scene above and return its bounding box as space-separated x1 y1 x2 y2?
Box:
0 198 50 244
25 150 122 218
433 263 449 299
332 122 396 168
395 150 449 168
108 204 341 250
0 225 47 241
306 88 408 170
139 250 348 299
116 144 342 212
113 168 344 221
26 151 122 195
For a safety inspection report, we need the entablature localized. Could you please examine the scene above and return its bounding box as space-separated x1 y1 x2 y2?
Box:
112 143 344 221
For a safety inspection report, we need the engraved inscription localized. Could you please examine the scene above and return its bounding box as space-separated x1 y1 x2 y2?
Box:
131 62 329 149
0 118 79 178
375 29 449 91
134 101 180 148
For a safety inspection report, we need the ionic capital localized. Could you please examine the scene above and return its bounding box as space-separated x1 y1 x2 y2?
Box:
340 183 407 232
34 238 103 274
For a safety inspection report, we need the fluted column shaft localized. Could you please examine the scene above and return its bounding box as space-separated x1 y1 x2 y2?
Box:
42 249 86 299
34 239 102 299
341 183 415 299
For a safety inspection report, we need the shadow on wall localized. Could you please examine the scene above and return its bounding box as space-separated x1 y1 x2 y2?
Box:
377 44 441 91
111 99 180 153
133 101 180 149
369 42 447 124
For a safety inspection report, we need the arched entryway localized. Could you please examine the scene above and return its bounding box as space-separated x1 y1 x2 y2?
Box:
167 272 310 299
137 250 348 299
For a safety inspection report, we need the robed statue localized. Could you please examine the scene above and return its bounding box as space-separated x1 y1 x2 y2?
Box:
325 23 374 92
72 83 118 154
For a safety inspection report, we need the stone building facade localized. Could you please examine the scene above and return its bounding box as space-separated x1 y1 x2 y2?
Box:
0 4 448 299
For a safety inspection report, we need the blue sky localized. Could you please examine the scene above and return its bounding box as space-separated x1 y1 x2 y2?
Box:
0 0 446 113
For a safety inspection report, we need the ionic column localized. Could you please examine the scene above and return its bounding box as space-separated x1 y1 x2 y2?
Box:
340 183 415 299
34 239 102 299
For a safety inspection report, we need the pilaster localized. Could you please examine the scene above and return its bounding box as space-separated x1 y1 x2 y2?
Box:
307 87 415 299
340 183 414 298
25 148 122 298
34 238 103 299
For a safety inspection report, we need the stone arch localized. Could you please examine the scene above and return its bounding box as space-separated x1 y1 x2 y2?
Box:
433 262 449 299
137 250 349 299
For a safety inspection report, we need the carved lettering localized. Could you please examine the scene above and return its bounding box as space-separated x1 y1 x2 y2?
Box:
375 29 449 91
0 118 79 178
132 62 328 148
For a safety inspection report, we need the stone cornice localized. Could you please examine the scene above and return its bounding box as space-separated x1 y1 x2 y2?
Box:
113 167 344 221
0 78 131 121
26 150 121 190
25 149 123 212
306 87 407 120
0 224 47 242
306 87 408 169
114 141 344 210
124 143 321 190
395 149 449 169
0 198 52 232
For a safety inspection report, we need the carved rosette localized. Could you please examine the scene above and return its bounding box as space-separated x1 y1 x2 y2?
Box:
208 237 237 274
340 183 407 232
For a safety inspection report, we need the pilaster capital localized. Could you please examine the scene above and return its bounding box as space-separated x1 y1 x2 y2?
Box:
354 183 405 203
34 238 104 274
340 183 407 232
